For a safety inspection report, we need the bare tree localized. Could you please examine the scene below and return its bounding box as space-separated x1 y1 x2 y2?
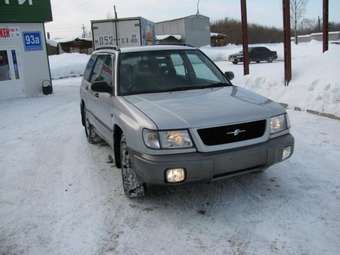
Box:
291 0 308 44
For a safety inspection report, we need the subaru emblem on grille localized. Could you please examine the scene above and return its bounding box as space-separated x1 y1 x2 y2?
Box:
226 129 246 136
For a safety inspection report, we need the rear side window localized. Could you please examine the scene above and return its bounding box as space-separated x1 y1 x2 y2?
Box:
83 56 96 82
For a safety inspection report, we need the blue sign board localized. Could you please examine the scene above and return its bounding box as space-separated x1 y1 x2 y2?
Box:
23 32 43 51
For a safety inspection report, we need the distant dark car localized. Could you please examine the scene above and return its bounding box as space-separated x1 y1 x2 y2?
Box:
229 47 278 64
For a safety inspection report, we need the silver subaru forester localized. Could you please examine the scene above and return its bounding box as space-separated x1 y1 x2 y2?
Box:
80 45 294 198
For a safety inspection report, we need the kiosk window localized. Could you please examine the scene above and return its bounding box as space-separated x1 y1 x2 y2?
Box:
0 50 10 81
11 50 20 79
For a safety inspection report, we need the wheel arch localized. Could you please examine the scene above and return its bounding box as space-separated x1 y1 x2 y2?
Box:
81 100 86 126
114 124 123 168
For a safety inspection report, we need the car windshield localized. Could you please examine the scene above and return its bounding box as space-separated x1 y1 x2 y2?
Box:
119 50 231 95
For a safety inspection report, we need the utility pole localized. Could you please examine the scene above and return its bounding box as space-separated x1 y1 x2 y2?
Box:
240 0 249 75
81 24 86 38
283 0 292 85
323 0 329 52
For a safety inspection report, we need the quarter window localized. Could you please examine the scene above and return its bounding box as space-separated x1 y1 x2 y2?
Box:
83 56 96 82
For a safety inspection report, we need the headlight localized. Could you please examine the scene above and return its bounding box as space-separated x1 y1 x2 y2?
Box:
270 114 288 134
143 129 193 149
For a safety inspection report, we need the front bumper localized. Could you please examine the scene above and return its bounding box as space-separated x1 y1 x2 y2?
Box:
131 134 294 185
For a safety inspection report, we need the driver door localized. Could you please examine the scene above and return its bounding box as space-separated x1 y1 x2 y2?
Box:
88 53 115 144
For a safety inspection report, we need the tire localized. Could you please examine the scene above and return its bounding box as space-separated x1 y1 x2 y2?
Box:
233 60 238 65
268 57 274 63
120 135 145 198
253 167 269 174
84 109 101 144
256 60 260 63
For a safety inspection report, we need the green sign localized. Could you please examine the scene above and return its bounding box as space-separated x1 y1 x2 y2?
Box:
0 0 52 23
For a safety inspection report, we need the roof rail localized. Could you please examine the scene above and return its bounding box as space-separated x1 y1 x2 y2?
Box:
155 43 196 48
95 46 120 51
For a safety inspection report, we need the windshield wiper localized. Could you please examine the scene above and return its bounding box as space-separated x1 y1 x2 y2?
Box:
208 82 231 87
165 83 230 92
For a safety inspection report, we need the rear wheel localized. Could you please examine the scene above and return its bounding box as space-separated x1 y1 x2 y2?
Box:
233 60 238 65
120 135 145 198
84 110 101 144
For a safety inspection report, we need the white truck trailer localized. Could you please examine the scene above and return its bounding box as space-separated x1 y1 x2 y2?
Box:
91 17 155 50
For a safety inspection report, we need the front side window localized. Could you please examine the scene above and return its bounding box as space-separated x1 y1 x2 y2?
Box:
187 53 221 82
119 50 229 96
90 54 113 87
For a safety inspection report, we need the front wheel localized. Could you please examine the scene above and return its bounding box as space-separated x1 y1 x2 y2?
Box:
120 135 145 198
268 57 274 63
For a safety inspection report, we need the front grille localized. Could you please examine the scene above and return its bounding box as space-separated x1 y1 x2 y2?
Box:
197 120 266 146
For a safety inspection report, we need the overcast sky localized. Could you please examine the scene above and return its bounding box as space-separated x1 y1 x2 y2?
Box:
45 0 340 39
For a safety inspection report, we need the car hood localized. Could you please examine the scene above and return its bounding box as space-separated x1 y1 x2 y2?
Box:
123 86 285 130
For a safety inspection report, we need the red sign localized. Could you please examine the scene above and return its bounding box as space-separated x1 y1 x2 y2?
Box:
0 27 19 39
0 28 10 38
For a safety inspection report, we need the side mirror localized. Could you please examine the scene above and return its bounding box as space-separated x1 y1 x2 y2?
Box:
224 71 235 81
91 81 112 94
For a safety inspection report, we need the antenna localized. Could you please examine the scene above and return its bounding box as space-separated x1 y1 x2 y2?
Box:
81 24 86 38
113 4 119 47
196 0 200 15
114 5 118 19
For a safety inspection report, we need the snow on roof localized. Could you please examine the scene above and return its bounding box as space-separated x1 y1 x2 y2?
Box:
46 39 58 47
211 32 227 37
156 14 209 24
156 34 182 41
53 37 92 43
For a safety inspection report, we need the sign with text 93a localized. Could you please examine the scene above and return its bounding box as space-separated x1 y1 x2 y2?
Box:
23 31 42 51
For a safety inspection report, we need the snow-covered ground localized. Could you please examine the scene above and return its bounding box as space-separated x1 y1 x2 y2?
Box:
201 41 340 117
1 78 340 255
49 53 90 80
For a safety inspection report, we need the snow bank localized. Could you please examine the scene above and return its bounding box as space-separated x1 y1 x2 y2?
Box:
209 41 340 117
48 42 340 117
49 53 90 80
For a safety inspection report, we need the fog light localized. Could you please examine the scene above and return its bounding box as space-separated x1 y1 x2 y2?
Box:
166 168 185 183
282 146 292 160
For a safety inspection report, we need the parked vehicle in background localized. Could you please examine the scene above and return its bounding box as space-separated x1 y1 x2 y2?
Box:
229 47 278 64
80 45 294 198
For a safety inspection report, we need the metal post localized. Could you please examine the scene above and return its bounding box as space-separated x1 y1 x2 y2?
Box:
283 0 292 85
323 0 329 52
241 0 249 75
114 5 119 47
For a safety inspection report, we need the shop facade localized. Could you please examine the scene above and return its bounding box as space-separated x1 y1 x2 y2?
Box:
0 0 52 100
